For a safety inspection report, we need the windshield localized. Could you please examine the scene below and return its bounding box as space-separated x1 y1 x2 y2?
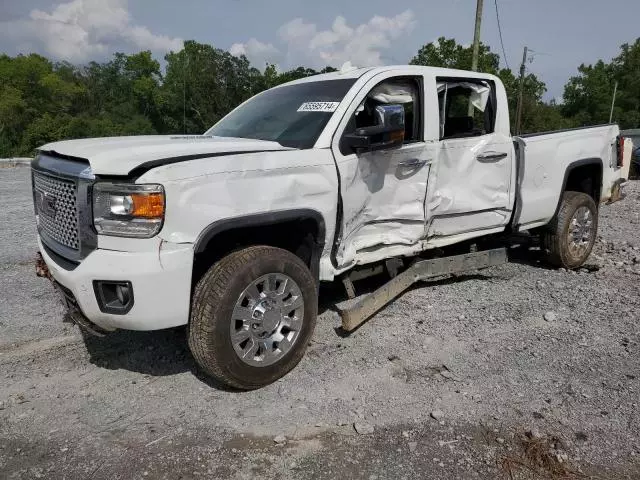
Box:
205 79 356 149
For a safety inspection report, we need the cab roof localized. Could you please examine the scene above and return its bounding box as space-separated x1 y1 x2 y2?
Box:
285 65 500 86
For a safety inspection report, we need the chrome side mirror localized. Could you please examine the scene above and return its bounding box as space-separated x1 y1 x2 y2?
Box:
344 104 405 152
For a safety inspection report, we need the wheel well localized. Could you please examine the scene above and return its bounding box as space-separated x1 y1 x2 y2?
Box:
564 162 602 202
192 217 323 286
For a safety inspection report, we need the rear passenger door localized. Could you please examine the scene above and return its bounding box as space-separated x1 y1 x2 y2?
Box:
426 77 513 240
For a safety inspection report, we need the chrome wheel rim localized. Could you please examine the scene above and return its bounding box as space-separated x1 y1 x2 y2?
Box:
230 273 304 367
567 206 593 258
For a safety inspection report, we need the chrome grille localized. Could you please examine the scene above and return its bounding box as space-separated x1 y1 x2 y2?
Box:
33 171 79 250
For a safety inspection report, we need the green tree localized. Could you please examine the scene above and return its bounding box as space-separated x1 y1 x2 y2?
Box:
79 51 162 132
411 37 500 73
0 54 90 154
0 85 28 156
562 60 616 126
124 51 163 124
161 40 261 133
562 38 640 128
563 38 640 128
0 50 169 155
613 39 640 127
15 36 637 156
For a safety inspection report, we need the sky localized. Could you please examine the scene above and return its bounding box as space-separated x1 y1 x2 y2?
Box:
1 0 638 101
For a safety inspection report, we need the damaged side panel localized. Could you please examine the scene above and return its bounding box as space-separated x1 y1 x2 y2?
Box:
426 132 514 239
329 69 440 271
138 149 339 278
334 143 433 267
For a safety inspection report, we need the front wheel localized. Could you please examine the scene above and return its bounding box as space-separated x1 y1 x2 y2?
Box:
189 246 317 390
541 191 598 269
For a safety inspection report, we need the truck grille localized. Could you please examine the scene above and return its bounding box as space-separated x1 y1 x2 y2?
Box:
33 171 79 250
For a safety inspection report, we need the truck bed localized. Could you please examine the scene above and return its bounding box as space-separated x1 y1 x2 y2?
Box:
513 124 622 230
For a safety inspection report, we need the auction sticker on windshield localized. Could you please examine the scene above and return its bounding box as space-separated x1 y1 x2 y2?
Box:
297 102 340 112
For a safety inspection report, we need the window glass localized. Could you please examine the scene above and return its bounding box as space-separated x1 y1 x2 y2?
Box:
343 77 422 149
205 79 356 149
437 80 495 140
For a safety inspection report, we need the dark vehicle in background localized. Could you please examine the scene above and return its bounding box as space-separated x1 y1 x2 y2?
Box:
622 129 640 178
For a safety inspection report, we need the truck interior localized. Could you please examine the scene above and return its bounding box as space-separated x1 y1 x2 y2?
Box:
437 80 496 139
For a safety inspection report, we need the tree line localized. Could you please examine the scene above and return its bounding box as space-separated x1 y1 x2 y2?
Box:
1 37 638 157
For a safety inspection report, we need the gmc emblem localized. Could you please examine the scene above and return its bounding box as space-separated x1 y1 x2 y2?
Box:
35 190 57 217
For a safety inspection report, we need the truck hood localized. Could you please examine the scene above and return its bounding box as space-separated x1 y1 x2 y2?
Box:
38 135 293 176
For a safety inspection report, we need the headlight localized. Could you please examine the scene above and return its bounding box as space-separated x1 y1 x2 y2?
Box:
93 183 165 238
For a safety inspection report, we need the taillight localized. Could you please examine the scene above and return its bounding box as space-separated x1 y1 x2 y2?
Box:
617 136 625 167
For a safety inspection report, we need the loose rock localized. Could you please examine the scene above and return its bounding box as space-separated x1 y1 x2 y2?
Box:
430 410 444 421
354 422 374 435
543 311 558 322
526 428 542 439
273 434 287 444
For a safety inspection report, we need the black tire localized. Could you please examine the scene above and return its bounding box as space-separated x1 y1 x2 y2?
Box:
188 246 317 390
541 191 598 269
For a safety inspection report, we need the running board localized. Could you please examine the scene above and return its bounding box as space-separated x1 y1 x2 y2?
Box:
338 248 508 332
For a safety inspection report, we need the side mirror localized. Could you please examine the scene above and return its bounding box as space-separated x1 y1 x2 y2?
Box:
344 104 405 153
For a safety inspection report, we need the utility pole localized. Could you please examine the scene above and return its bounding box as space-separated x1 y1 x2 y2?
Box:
468 0 484 116
609 81 618 123
470 0 484 72
515 46 528 135
183 53 187 134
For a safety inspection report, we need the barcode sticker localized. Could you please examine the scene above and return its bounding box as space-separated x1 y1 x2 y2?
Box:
297 102 340 112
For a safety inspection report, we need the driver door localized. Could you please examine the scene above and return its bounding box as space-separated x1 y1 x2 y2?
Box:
331 72 436 269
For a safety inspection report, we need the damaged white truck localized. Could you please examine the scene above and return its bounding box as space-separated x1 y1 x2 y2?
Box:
32 65 627 389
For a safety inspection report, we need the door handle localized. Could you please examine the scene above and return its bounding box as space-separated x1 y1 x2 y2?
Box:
399 158 428 168
476 151 508 162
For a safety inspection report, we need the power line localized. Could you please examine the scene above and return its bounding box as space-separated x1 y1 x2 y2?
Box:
493 0 510 70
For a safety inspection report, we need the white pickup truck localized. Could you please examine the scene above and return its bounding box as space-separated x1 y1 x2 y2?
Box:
32 65 627 389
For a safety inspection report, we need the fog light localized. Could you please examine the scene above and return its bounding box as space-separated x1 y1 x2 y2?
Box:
116 284 130 304
93 281 134 314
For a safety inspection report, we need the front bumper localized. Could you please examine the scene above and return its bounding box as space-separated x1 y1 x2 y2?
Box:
38 236 194 331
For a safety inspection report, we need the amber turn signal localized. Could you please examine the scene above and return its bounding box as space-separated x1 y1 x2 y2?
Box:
131 193 165 218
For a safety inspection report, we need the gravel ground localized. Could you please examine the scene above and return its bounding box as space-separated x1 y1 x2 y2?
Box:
1 165 639 479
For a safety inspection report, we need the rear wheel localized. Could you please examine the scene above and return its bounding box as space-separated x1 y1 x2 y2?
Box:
189 246 317 390
541 191 598 269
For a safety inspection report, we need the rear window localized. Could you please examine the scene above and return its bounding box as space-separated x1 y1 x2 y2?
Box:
437 79 496 140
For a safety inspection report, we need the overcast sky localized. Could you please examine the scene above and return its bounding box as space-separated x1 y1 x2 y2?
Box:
1 0 638 100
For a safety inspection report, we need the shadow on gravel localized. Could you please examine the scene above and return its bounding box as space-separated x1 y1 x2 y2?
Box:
80 328 237 391
505 244 556 270
507 244 601 274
